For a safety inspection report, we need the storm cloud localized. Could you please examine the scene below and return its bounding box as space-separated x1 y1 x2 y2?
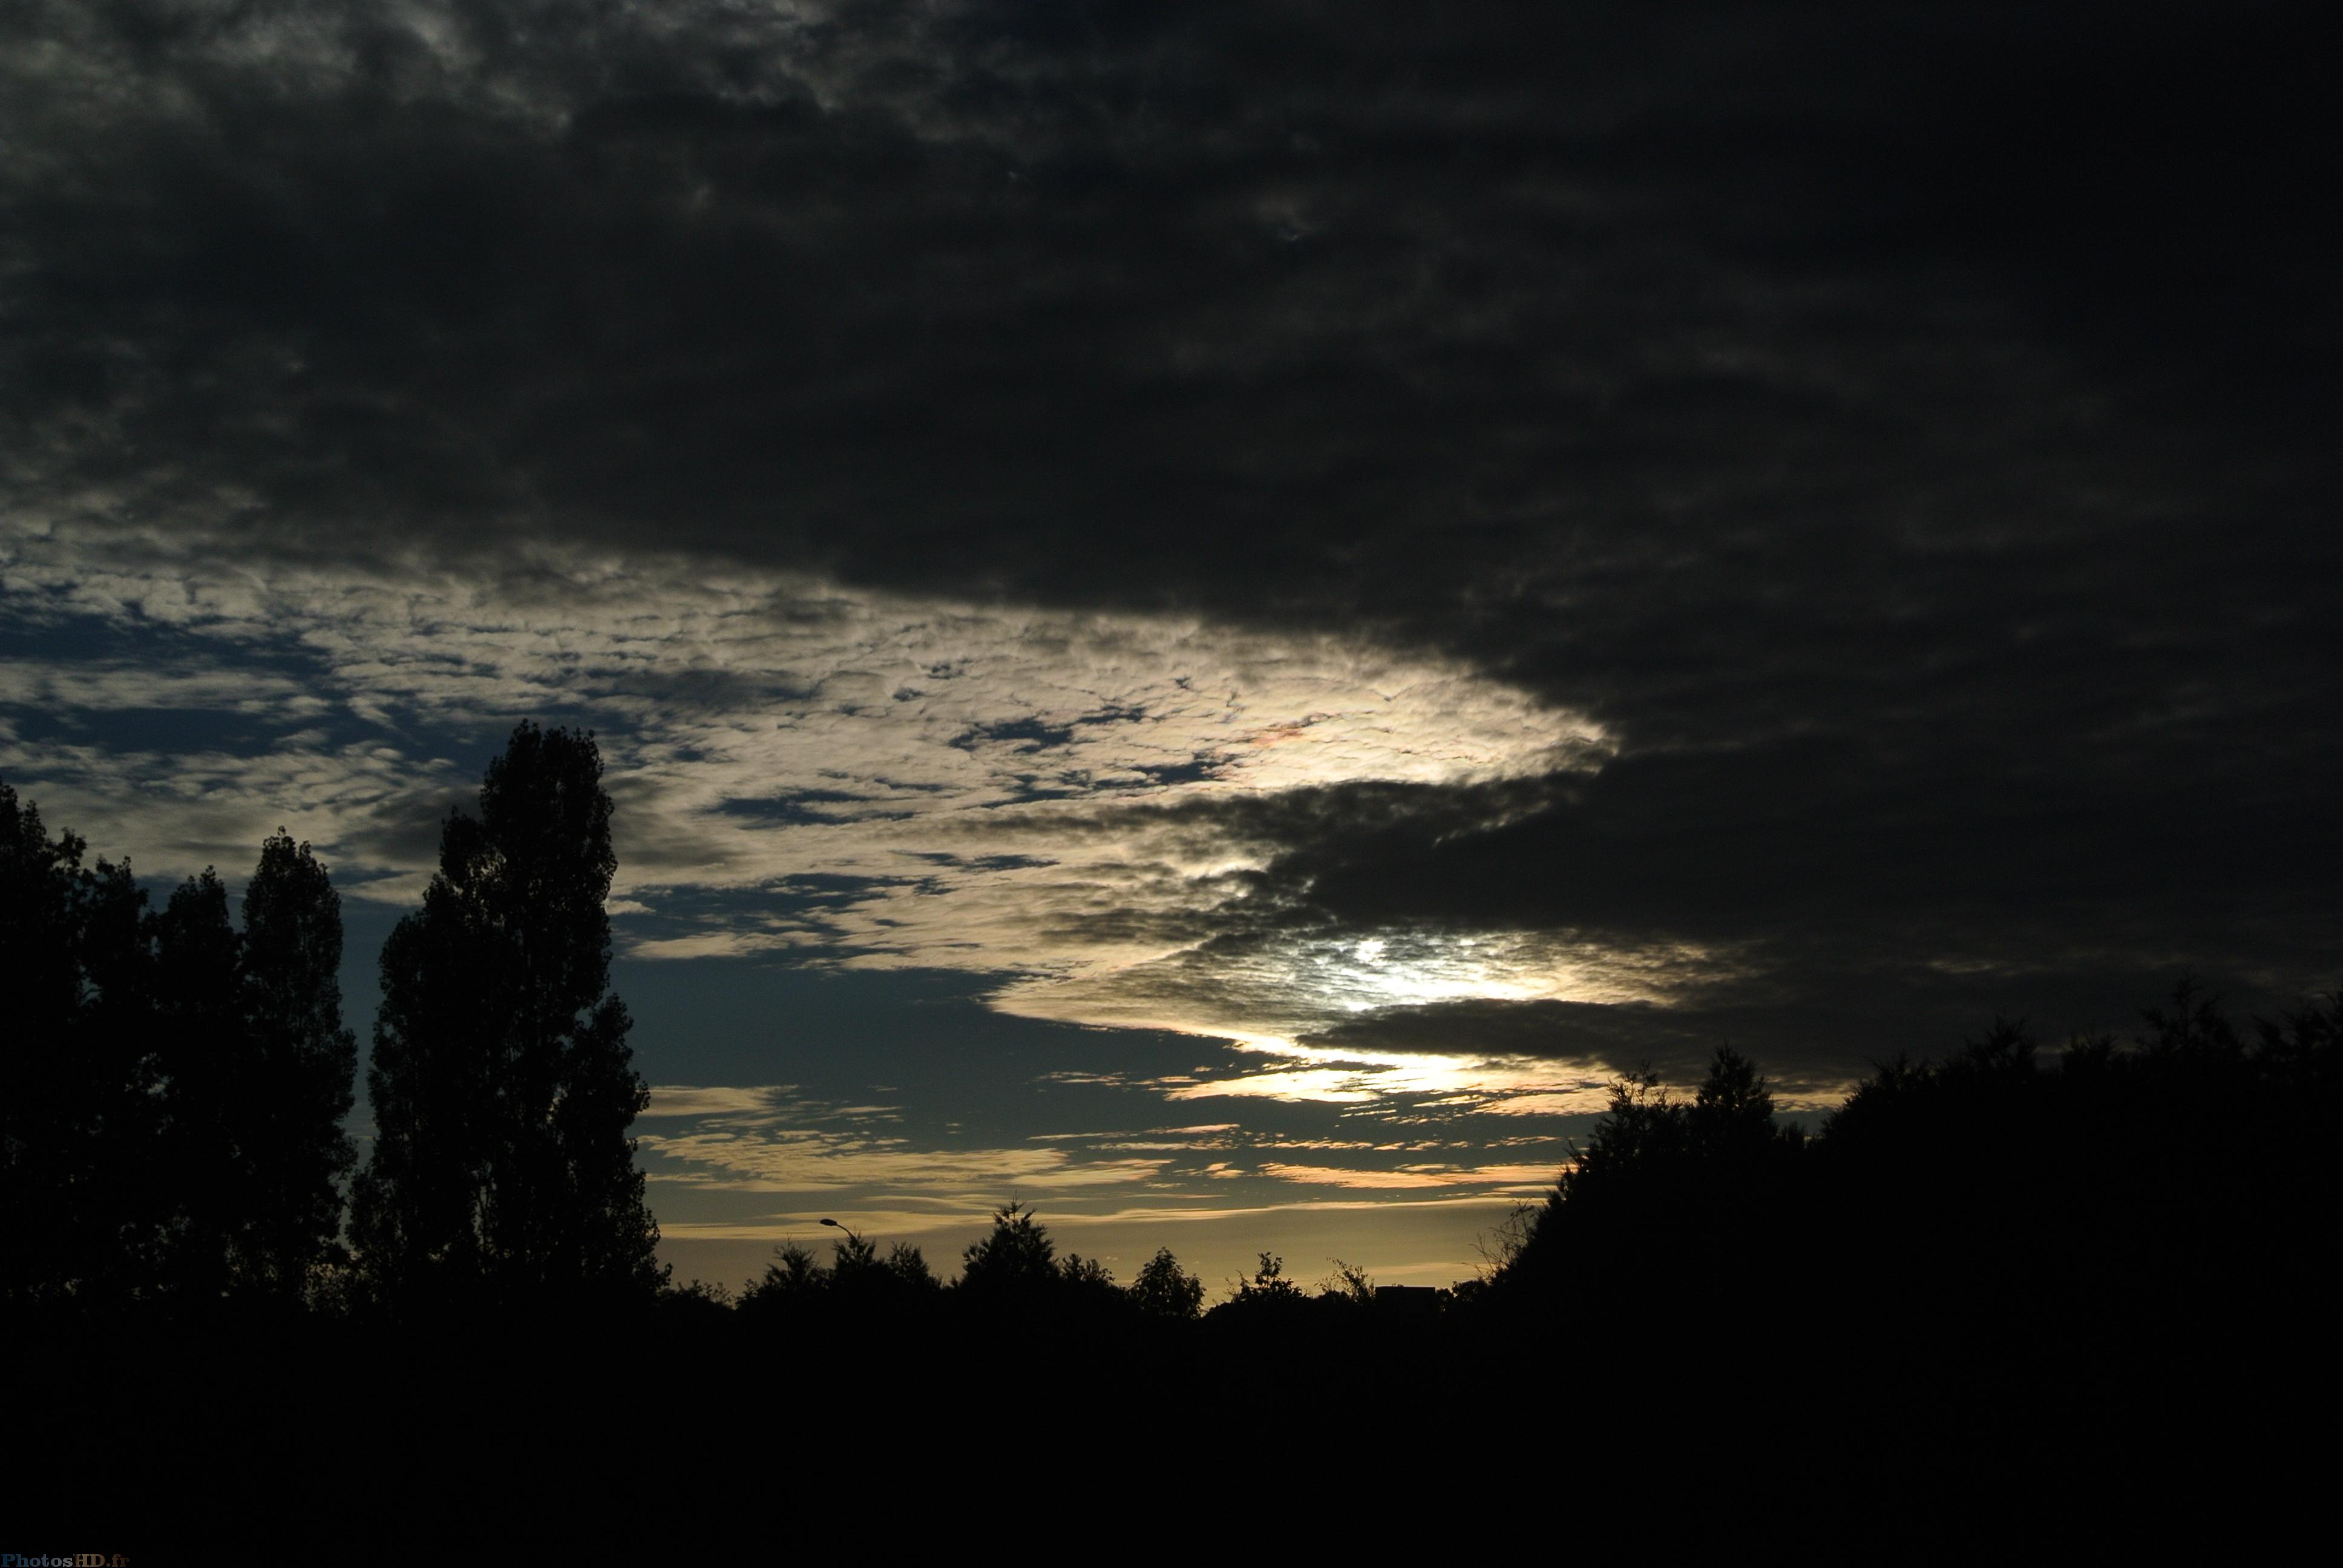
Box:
4 1 2335 1280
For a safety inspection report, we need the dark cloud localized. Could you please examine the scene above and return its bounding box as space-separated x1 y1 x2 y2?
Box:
15 4 2328 578
1296 953 2266 1102
5 0 2336 1068
1301 998 1720 1081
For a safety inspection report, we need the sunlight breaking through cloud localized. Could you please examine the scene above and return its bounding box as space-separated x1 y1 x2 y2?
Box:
0 522 1633 1057
1159 1039 1620 1113
990 926 1737 1070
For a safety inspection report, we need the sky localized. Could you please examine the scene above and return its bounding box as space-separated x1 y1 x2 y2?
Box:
3 1 2335 1294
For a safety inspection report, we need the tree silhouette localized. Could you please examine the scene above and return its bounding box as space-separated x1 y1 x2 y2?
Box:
1130 1246 1205 1319
1690 1045 1780 1158
742 1241 826 1313
1057 1250 1118 1301
1498 1046 1807 1321
1320 1259 1376 1307
235 832 359 1295
350 723 660 1307
958 1201 1057 1298
883 1241 940 1292
1 780 164 1305
1809 986 2343 1342
152 867 246 1299
4 786 360 1308
1225 1250 1305 1307
154 839 357 1302
739 1231 942 1327
827 1226 942 1314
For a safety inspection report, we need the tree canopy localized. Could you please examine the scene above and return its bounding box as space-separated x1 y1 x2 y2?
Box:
350 723 660 1308
235 833 361 1295
958 1201 1059 1298
1130 1247 1206 1320
1 780 159 1304
1 783 358 1308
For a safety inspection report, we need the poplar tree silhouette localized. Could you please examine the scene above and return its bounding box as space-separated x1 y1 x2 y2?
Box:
147 840 367 1302
5 784 360 1307
236 833 359 1293
350 724 660 1308
152 867 246 1299
151 838 358 1301
1 779 162 1304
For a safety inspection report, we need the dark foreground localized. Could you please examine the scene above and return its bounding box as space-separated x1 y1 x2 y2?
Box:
13 987 2336 1549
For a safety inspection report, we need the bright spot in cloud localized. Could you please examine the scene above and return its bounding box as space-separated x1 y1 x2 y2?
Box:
0 523 1643 1063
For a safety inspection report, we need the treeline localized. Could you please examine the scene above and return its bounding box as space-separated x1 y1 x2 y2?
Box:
1 725 1453 1338
651 985 2341 1361
6 727 2336 1370
2 781 355 1310
0 721 657 1321
9 737 2332 1527
1483 988 2341 1379
677 1203 1418 1338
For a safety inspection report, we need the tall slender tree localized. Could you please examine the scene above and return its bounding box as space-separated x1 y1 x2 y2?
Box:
152 867 246 1299
236 833 359 1293
7 786 358 1307
151 841 358 1302
1 780 163 1305
351 723 659 1307
1 779 87 1303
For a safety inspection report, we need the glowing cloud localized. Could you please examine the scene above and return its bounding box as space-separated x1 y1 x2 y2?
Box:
0 521 1629 1057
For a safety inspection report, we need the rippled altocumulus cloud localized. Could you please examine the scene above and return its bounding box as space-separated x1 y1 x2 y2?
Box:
1 518 1630 1048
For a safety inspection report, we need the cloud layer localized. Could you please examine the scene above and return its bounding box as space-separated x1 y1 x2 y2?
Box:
4 3 2336 1220
1 521 1637 1053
